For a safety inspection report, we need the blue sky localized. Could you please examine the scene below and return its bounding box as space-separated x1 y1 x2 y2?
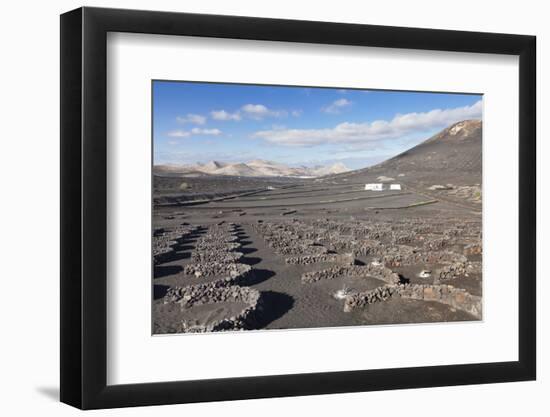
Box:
153 81 482 169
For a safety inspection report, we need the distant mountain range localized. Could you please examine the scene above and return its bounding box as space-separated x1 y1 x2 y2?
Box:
154 120 481 181
154 159 350 178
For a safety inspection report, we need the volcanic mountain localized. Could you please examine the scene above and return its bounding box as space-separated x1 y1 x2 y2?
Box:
329 119 482 186
153 159 350 178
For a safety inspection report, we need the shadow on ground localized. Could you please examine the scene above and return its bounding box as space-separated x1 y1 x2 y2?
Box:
154 284 170 299
256 291 294 328
154 264 183 278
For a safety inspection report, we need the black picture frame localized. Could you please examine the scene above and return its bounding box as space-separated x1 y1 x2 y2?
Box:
60 6 536 410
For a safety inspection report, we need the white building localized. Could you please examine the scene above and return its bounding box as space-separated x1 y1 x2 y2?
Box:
389 184 402 190
365 183 383 191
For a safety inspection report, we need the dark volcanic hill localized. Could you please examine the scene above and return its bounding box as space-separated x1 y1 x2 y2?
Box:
329 119 482 187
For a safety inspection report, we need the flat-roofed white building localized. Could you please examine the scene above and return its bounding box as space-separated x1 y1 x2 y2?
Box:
389 184 402 190
365 183 383 191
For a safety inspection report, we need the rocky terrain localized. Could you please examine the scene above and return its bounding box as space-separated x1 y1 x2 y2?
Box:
152 120 483 333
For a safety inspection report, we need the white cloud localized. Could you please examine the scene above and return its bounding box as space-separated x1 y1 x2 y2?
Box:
322 98 352 114
176 113 206 125
211 110 241 121
211 104 289 121
167 128 222 138
253 100 482 147
166 130 191 138
291 110 303 117
241 104 287 120
191 128 222 136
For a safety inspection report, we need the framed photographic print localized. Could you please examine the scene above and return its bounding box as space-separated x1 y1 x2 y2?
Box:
60 6 536 409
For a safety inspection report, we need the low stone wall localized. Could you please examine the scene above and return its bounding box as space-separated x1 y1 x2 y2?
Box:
191 251 243 264
391 232 418 245
276 243 327 256
183 262 252 280
436 260 482 281
423 237 452 251
383 250 467 267
164 283 262 332
357 244 416 259
309 241 408 258
444 226 478 239
436 262 466 281
286 252 355 266
254 223 330 257
342 283 482 319
343 285 400 312
188 223 243 264
317 237 381 255
254 219 481 256
352 243 382 256
311 219 393 241
153 245 176 265
301 264 400 285
153 225 198 265
195 241 241 252
399 284 482 319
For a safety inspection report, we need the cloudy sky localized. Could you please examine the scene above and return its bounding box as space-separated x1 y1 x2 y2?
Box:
153 81 482 169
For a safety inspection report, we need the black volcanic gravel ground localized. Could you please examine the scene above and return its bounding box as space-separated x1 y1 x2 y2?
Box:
152 173 481 333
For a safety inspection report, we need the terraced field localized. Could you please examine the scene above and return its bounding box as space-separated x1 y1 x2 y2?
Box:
153 186 482 333
152 120 482 333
